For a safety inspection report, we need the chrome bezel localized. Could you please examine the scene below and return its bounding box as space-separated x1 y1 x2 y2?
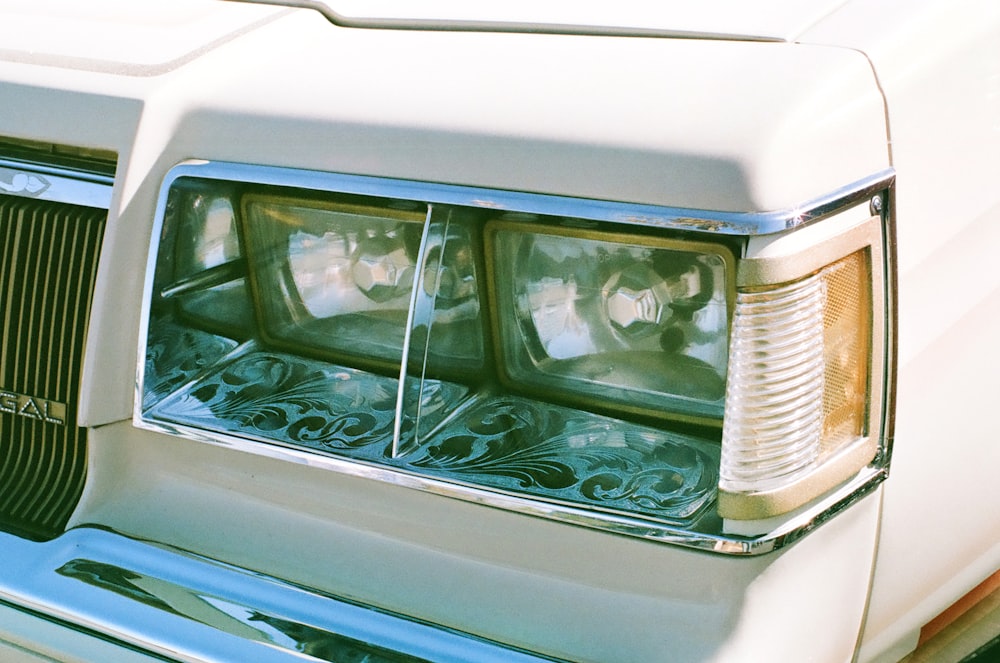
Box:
146 160 893 236
136 160 897 556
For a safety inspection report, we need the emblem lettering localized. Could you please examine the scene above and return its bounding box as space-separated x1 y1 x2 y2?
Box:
0 389 65 425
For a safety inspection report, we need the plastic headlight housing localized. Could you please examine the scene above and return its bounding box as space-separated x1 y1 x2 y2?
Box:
139 162 892 552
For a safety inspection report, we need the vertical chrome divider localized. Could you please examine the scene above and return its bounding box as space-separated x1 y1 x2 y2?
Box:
403 209 454 455
391 204 435 458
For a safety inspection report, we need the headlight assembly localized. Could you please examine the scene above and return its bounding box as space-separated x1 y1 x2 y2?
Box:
138 161 894 553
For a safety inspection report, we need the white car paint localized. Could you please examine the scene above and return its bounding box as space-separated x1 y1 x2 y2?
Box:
0 0 996 661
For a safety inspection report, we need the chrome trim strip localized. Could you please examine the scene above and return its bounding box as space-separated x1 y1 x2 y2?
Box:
0 157 114 209
158 160 895 236
0 527 560 662
877 185 899 469
393 203 436 457
136 415 886 556
135 159 894 556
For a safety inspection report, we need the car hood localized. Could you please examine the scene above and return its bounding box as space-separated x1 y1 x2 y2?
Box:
277 0 852 41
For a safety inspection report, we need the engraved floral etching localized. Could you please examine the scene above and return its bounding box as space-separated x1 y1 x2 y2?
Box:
149 351 469 462
143 316 239 407
148 345 717 522
145 327 716 524
150 352 398 459
403 395 719 524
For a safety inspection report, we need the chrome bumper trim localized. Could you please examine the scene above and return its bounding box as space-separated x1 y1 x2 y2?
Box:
0 527 560 662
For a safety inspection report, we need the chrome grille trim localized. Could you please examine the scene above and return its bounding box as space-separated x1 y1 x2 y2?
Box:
0 157 114 209
0 194 107 540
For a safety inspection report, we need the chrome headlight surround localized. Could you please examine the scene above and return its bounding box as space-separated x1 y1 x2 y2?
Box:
137 160 895 555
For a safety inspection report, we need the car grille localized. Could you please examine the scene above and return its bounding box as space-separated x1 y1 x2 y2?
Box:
0 195 106 540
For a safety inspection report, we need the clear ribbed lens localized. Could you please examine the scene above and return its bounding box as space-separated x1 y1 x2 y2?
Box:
720 250 871 500
720 277 825 492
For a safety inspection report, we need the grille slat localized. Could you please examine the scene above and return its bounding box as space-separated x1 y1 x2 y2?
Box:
0 195 106 540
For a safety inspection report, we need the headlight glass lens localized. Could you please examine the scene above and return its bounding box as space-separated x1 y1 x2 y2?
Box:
488 221 731 423
242 195 426 369
143 176 731 527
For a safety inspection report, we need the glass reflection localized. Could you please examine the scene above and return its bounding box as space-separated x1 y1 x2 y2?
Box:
492 222 731 421
243 197 424 368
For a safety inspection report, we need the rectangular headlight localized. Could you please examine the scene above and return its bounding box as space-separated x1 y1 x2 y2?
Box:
486 220 733 425
242 194 426 371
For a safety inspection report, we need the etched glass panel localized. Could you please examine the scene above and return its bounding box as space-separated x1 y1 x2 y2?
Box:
142 314 239 407
142 173 727 534
147 350 469 461
399 395 719 524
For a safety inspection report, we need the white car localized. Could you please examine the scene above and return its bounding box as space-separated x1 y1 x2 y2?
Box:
0 1 997 661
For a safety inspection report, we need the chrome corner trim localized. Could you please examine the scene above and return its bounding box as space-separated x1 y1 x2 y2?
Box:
159 160 895 236
0 157 114 210
0 527 560 663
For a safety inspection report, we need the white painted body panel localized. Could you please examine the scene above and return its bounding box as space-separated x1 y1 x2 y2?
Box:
68 421 880 662
0 0 996 661
801 1 1000 659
